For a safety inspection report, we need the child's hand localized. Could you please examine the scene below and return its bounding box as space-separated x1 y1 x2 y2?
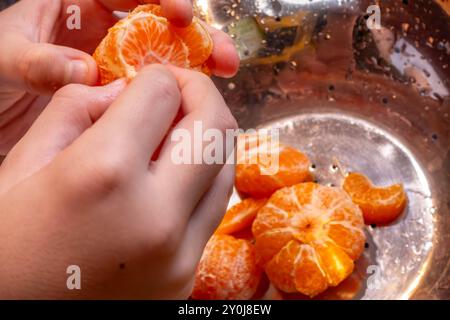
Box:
0 0 239 154
0 65 238 299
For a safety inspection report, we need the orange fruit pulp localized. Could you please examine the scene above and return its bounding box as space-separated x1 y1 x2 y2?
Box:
235 134 312 199
343 172 407 225
191 234 262 300
252 182 366 297
93 4 213 85
192 199 265 300
215 198 267 235
262 272 363 300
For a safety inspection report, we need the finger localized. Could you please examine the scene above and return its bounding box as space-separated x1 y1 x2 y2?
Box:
97 0 149 11
152 164 234 300
176 164 234 266
0 95 49 156
83 64 181 167
0 80 126 193
0 37 98 94
98 0 193 27
205 25 240 78
160 0 193 27
155 66 238 211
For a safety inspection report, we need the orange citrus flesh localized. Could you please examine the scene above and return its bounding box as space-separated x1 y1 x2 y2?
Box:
215 198 267 235
252 182 365 297
191 234 262 300
235 134 312 199
93 4 213 85
262 272 362 300
343 173 407 226
230 225 255 241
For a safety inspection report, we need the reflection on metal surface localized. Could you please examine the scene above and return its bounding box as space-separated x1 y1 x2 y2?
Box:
200 0 450 299
260 113 435 300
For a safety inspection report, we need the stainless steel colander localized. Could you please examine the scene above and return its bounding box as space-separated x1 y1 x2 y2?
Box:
198 0 449 299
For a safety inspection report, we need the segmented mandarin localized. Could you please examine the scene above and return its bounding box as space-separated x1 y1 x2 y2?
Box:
93 4 213 85
252 182 365 297
235 134 312 199
192 234 262 300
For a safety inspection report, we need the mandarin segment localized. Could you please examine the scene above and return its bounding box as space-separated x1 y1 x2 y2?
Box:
93 4 213 85
215 198 267 235
313 241 354 286
170 21 213 67
254 228 294 266
235 134 312 198
265 240 301 293
252 182 365 297
292 245 329 297
343 172 407 225
326 222 365 260
251 201 291 240
132 4 162 15
121 16 189 68
192 235 262 300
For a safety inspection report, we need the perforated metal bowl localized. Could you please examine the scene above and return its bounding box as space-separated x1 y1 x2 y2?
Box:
198 0 450 299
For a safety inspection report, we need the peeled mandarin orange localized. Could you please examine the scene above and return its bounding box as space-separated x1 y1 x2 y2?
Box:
343 172 407 225
252 182 365 297
235 134 312 199
93 4 213 85
215 198 267 235
192 234 262 300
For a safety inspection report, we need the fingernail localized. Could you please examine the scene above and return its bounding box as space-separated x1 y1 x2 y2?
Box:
67 60 89 84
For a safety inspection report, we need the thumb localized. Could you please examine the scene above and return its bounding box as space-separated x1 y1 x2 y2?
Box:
0 40 98 94
0 80 126 193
